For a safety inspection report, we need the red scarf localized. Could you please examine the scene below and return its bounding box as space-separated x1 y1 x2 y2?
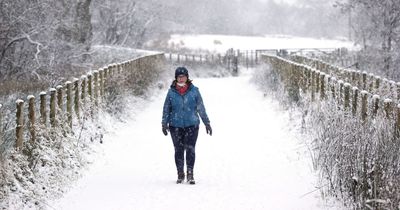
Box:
176 83 189 95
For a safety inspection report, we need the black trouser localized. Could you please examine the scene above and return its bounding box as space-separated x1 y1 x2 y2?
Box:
169 125 199 173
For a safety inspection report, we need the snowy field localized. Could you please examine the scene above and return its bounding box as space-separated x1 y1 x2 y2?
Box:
168 34 357 53
51 69 341 210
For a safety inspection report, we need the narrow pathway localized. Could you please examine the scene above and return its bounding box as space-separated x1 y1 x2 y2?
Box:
52 69 338 210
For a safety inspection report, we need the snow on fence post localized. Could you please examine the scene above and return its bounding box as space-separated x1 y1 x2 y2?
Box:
27 95 36 143
177 54 180 63
384 99 393 119
66 81 72 128
344 83 351 110
361 91 368 122
40 92 47 125
352 87 359 116
15 99 24 149
50 88 57 127
372 95 380 118
320 72 326 100
200 55 202 64
185 54 188 63
73 78 80 120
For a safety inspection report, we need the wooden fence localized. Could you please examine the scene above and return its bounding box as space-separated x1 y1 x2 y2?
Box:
291 55 400 101
261 54 400 132
0 53 165 152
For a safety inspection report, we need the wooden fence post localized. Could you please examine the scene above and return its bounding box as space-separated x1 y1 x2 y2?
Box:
56 85 64 112
368 73 374 92
361 91 368 121
384 99 393 119
73 78 80 119
40 92 47 125
344 83 351 110
362 71 367 90
338 80 344 104
93 71 99 107
27 95 36 143
390 80 396 99
331 77 337 99
16 99 24 149
375 76 381 92
66 81 72 128
352 87 359 116
0 104 2 145
311 69 316 101
50 88 56 127
316 71 320 94
87 73 93 103
320 73 326 100
396 104 400 137
81 76 87 106
372 95 380 117
99 69 104 99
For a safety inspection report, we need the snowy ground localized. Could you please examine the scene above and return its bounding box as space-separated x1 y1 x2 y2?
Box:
168 34 357 53
50 68 342 210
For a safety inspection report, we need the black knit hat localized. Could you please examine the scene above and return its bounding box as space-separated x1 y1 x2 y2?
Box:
175 67 189 79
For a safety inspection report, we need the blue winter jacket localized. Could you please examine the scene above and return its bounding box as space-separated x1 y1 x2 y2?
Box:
162 82 210 128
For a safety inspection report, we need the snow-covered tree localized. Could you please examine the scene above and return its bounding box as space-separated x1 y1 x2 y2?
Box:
336 0 400 79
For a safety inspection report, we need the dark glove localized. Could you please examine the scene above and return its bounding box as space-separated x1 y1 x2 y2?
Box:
162 124 169 136
205 124 212 136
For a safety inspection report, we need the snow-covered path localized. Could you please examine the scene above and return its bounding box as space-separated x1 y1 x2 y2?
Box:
52 70 336 210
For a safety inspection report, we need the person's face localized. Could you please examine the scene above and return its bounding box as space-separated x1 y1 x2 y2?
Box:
177 75 188 83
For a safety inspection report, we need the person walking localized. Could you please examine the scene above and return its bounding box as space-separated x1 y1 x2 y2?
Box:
161 66 212 184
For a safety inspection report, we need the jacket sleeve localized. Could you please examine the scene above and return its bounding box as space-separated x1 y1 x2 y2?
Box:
196 88 210 125
162 90 171 125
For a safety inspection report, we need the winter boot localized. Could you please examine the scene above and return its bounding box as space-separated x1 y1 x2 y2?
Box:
187 170 195 185
176 172 185 184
